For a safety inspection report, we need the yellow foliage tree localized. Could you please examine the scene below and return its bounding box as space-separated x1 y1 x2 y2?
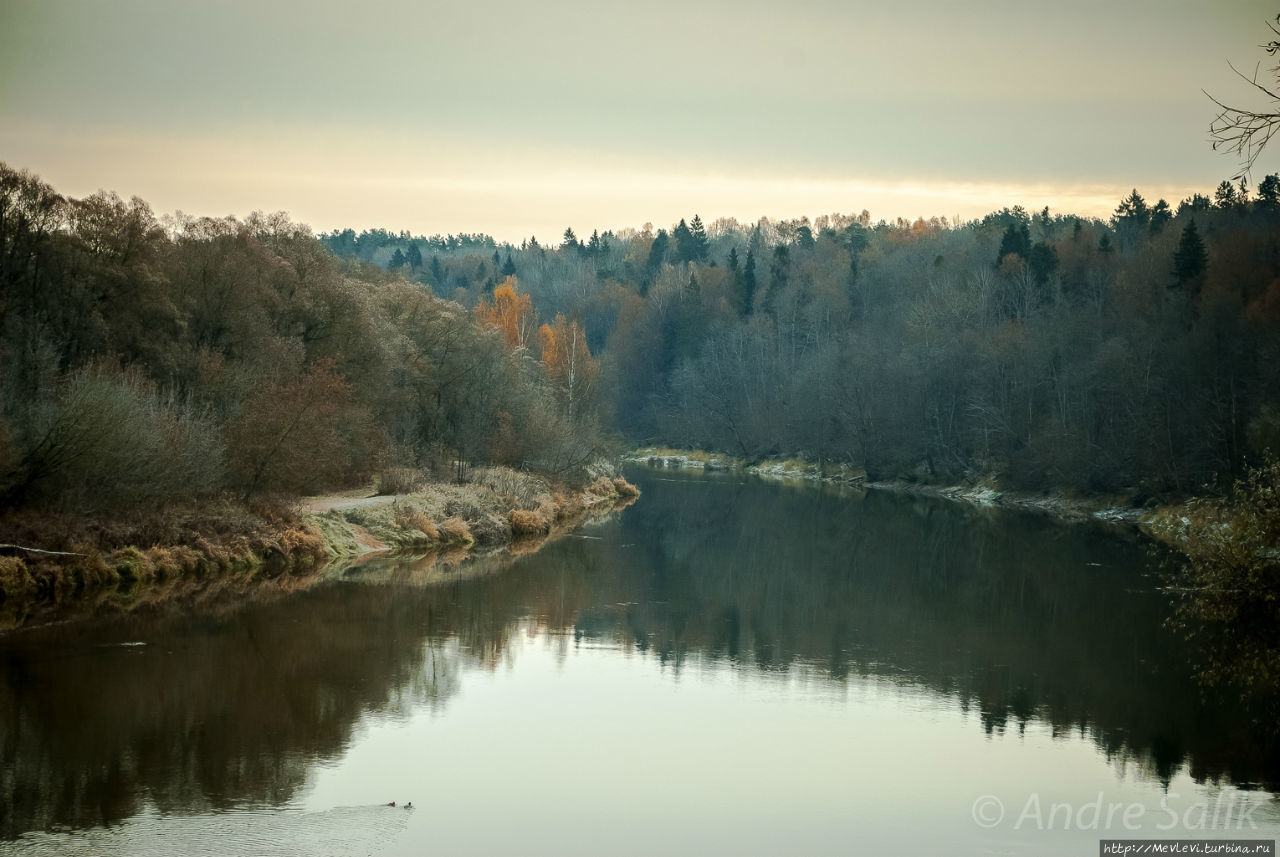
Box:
538 314 598 419
473 276 533 349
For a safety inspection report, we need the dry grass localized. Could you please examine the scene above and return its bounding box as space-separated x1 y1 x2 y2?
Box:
510 508 551 537
377 467 426 495
613 477 640 497
0 496 328 614
439 516 473 545
0 555 36 601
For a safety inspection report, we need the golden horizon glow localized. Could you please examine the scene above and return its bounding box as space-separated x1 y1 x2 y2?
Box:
1 0 1271 243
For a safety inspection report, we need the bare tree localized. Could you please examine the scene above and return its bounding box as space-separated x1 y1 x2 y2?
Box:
1207 15 1280 180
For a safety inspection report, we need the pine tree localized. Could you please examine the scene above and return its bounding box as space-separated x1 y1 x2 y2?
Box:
644 229 670 290
501 252 517 277
1172 220 1208 289
996 221 1031 267
389 247 407 270
673 219 695 263
1259 174 1280 210
742 249 757 315
1214 181 1239 209
1149 199 1172 235
689 215 710 263
562 227 579 252
406 242 423 269
1114 189 1150 226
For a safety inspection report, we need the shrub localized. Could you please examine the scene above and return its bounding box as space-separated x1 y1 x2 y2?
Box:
439 516 472 545
394 504 439 542
510 508 550 537
0 556 36 600
377 467 425 496
108 546 155 582
612 477 640 498
2 364 225 513
1169 454 1280 694
468 513 511 545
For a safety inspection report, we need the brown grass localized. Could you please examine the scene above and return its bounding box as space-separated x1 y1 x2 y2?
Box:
612 477 640 497
509 508 551 537
439 516 473 545
394 504 440 541
0 555 36 601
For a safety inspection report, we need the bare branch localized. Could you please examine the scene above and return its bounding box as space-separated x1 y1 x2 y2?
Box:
1206 18 1280 181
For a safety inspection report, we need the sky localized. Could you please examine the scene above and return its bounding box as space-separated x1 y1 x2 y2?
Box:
1 0 1275 242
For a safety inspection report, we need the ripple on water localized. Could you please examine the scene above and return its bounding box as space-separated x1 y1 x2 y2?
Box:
1 804 411 856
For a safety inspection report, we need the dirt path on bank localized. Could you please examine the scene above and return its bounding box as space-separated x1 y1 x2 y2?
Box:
301 491 401 514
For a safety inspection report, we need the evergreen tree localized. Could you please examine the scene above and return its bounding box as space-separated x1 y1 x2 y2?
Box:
673 218 695 263
1178 194 1213 216
1028 242 1059 288
742 248 757 315
562 227 579 252
1214 180 1239 209
996 221 1031 267
1259 174 1280 210
501 252 517 277
1114 189 1150 226
1149 199 1172 235
795 224 815 250
1172 220 1208 289
644 229 670 290
389 247 407 270
430 255 444 284
406 242 423 269
689 215 710 263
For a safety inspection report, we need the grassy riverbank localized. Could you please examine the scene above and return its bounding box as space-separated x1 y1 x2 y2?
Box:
0 464 639 632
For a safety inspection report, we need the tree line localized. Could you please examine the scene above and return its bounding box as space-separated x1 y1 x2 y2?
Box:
324 179 1280 499
5 160 1278 518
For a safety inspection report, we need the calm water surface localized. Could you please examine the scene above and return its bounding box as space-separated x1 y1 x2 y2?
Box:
2 468 1278 856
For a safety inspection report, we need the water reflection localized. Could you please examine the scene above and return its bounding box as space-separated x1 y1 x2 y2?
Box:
1 468 1276 845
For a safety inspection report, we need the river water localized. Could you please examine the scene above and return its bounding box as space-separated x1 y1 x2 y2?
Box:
2 468 1278 856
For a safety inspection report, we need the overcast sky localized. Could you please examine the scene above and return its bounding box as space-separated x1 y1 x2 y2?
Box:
1 0 1274 241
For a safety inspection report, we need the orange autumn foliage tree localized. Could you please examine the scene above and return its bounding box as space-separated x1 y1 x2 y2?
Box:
473 276 534 349
538 314 598 419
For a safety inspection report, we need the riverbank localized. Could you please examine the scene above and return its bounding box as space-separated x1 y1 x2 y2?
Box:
300 465 639 561
0 464 639 632
627 447 1150 526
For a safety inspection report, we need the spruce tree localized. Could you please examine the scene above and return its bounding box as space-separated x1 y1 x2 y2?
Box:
1172 220 1208 289
689 215 710 263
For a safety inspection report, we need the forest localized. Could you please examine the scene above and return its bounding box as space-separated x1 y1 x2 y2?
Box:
325 180 1280 499
0 162 610 523
3 162 1280 528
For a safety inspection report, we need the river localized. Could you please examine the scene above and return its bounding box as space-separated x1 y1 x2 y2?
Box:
2 467 1277 856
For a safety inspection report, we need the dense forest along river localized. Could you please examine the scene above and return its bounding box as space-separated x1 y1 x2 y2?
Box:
2 467 1279 856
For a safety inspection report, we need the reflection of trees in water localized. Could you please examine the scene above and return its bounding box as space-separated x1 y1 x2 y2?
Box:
0 580 464 839
3 474 1277 839
521 472 1280 791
